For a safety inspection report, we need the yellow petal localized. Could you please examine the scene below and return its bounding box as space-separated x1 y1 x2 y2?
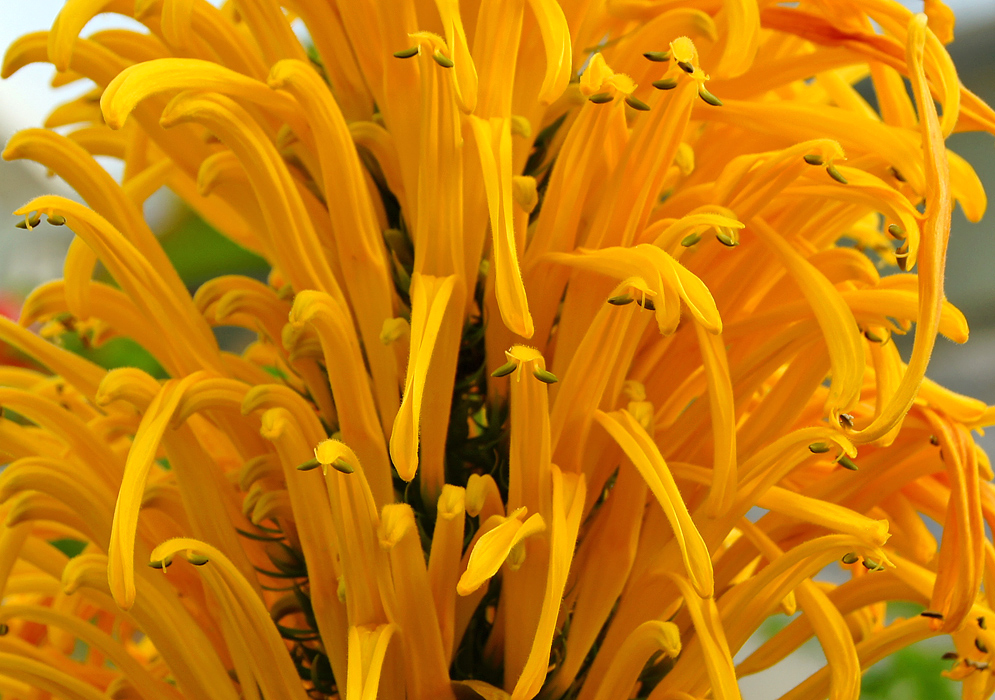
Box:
591 621 680 700
434 0 478 113
378 504 455 700
150 538 310 700
595 409 714 598
667 572 741 700
750 217 864 421
523 0 572 104
512 465 586 700
458 508 546 595
428 485 467 661
346 624 398 700
693 320 737 516
849 14 951 444
390 273 459 485
469 116 533 337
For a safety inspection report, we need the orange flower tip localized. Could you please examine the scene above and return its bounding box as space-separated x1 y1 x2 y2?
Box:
861 557 884 572
715 231 738 247
588 92 613 104
652 78 678 91
681 232 702 247
864 329 884 343
942 652 960 660
889 166 907 182
47 214 66 226
625 95 651 112
297 458 322 472
643 51 671 62
608 294 634 306
186 553 210 566
491 361 519 378
887 223 907 240
803 154 824 166
697 86 722 107
841 552 859 565
532 368 558 384
826 164 848 184
808 442 831 454
677 60 695 74
837 455 858 471
433 51 455 69
976 638 989 653
393 46 420 59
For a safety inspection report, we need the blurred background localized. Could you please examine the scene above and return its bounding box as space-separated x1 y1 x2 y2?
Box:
1 1 993 698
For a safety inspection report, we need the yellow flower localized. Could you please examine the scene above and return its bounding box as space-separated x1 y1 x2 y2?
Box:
1 1 995 700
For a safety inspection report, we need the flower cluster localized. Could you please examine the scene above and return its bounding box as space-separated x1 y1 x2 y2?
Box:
1 1 995 699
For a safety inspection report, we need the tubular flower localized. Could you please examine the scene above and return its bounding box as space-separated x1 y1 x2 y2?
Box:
2 1 995 699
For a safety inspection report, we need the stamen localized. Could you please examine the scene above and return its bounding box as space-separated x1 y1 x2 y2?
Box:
895 244 909 271
697 86 722 107
652 78 678 90
607 295 634 306
331 458 354 474
625 95 651 112
861 558 884 571
533 368 558 384
837 455 858 471
979 617 987 629
715 231 738 247
47 215 66 226
826 164 848 184
681 233 701 247
677 60 694 74
977 638 989 653
887 224 907 239
433 52 455 68
841 552 859 564
491 361 519 378
297 458 322 471
839 413 854 428
393 47 419 59
808 442 831 453
864 330 883 343
803 154 824 166
187 553 210 566
643 51 671 62
889 166 907 182
942 652 960 660
589 92 614 104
